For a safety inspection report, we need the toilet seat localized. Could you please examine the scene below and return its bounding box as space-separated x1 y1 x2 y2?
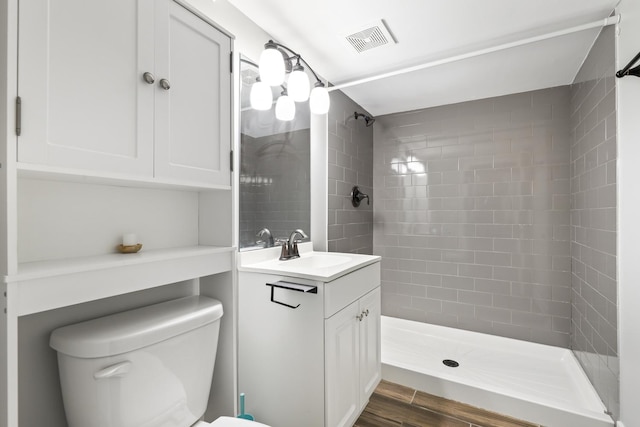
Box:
195 416 271 427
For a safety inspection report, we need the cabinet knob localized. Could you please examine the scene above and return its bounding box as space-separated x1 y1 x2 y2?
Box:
142 72 155 84
159 78 171 90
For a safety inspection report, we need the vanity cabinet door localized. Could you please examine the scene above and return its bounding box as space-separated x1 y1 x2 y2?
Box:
359 287 381 408
18 0 155 176
325 300 360 427
325 287 381 427
154 0 232 186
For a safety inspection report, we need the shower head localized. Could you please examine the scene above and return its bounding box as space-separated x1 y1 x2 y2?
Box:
354 111 376 127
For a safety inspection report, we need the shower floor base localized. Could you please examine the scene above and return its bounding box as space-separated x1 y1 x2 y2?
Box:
381 316 613 427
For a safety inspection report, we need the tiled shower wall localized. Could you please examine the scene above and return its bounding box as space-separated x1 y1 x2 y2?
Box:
374 87 572 347
569 25 618 418
327 90 374 254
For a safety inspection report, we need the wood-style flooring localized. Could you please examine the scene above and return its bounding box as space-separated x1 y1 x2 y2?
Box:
355 380 542 427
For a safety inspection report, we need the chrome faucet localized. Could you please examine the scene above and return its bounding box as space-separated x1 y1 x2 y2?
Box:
256 228 275 248
279 228 308 260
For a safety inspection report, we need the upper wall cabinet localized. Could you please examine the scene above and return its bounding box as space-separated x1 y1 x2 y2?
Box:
17 0 232 188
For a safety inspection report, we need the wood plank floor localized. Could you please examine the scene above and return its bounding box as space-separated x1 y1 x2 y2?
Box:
355 380 542 427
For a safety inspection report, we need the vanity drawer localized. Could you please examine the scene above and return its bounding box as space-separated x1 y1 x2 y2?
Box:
323 262 380 318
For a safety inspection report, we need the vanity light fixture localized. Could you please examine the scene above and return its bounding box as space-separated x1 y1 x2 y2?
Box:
249 77 273 111
258 41 286 86
288 59 311 102
275 88 295 121
253 39 330 118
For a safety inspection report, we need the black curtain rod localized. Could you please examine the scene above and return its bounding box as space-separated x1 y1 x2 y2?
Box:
616 50 640 78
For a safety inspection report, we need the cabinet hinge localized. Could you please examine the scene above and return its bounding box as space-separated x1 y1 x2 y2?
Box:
230 150 234 172
230 51 233 74
15 96 21 136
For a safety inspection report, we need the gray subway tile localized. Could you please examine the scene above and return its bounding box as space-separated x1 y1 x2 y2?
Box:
427 286 458 302
442 301 475 317
512 311 552 330
458 290 493 307
475 251 512 267
476 305 512 322
458 263 494 279
475 278 511 295
412 297 442 313
442 275 475 291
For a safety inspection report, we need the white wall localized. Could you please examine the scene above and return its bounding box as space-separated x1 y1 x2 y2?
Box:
310 113 328 251
616 0 640 426
182 0 270 62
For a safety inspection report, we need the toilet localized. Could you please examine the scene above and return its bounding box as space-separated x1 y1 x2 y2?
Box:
50 296 269 427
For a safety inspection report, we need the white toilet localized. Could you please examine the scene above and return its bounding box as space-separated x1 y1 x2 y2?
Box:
50 296 269 427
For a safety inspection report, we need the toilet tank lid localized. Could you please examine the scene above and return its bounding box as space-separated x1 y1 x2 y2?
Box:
50 296 223 358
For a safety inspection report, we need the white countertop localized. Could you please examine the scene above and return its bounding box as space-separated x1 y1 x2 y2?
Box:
237 242 380 282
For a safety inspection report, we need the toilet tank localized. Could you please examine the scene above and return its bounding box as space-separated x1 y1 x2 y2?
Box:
50 296 224 427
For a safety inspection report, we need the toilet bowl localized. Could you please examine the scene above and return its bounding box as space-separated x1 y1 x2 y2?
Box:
50 296 271 427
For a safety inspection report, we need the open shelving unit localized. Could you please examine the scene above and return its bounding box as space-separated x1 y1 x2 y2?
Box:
9 246 234 316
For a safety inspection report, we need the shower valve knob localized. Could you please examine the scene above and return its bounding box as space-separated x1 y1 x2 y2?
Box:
351 186 370 208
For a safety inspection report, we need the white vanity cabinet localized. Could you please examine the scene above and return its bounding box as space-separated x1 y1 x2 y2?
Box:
17 0 231 187
325 287 381 427
238 253 381 427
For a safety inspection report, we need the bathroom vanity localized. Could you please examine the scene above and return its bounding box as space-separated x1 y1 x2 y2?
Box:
237 244 381 427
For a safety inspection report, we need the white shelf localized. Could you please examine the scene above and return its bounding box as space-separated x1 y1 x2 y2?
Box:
18 163 232 192
5 246 235 316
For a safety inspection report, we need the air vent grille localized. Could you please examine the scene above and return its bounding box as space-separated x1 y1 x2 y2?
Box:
345 20 395 53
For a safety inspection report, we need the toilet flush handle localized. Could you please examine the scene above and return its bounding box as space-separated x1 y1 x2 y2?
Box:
93 361 132 380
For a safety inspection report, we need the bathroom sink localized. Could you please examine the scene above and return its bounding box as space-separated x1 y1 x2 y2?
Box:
277 253 351 269
237 243 380 282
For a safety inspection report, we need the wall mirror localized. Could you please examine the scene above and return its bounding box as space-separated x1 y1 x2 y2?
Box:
239 57 311 250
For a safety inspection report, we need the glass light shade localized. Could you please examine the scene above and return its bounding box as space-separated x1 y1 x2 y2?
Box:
288 69 310 102
275 94 295 121
309 84 330 114
249 80 273 110
259 47 285 86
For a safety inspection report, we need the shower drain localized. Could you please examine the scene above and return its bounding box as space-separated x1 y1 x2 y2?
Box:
442 359 459 367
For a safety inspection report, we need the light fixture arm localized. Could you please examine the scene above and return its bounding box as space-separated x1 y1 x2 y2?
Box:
240 57 259 68
265 40 324 84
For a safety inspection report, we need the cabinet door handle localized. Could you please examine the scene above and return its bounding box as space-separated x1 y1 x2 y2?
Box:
143 72 155 84
356 313 363 321
159 78 171 90
364 309 369 317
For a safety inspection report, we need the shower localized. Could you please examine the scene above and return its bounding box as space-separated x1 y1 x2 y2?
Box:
354 111 375 127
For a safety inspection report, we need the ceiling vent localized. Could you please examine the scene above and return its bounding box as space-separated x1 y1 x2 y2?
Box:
345 20 396 53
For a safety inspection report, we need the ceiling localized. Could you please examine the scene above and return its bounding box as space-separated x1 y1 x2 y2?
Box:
227 0 618 117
